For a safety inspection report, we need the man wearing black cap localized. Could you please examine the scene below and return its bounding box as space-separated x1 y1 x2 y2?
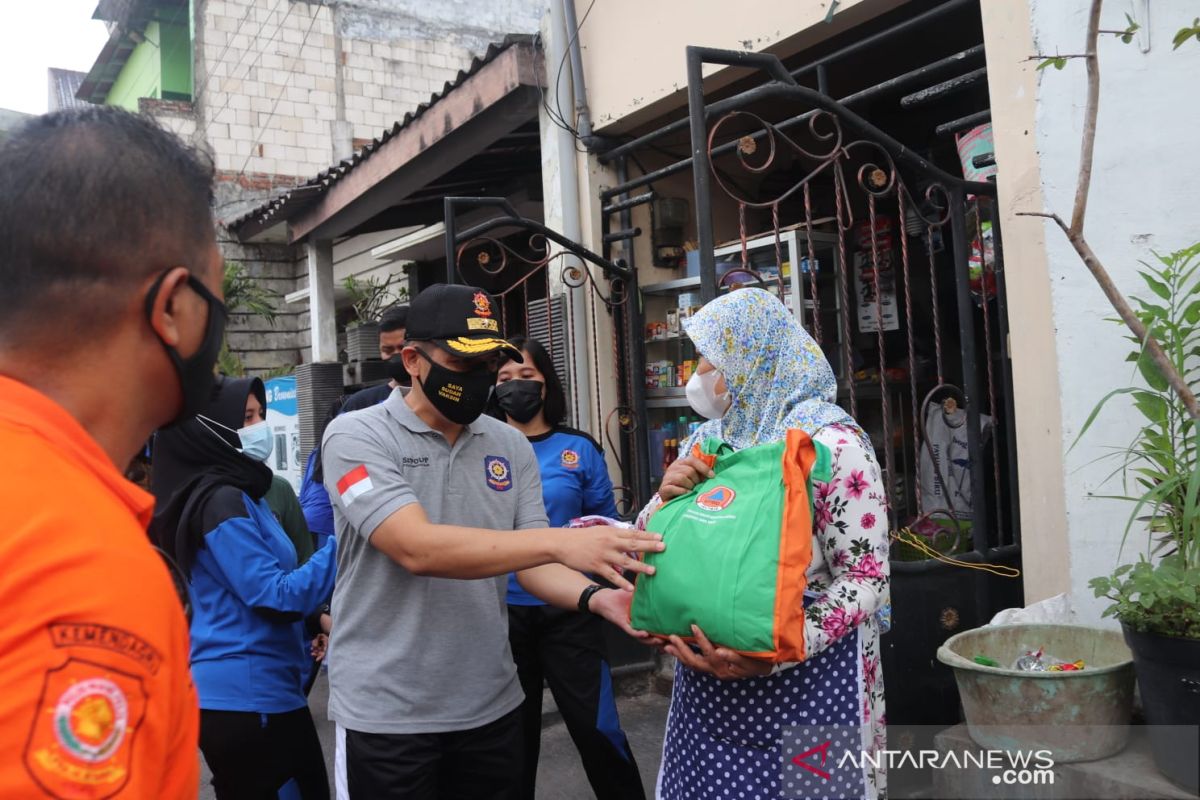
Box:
320 284 662 798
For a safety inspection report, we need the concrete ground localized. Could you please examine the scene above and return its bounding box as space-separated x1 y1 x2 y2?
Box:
199 671 670 799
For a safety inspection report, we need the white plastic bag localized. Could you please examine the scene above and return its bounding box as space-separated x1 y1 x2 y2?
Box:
987 593 1074 626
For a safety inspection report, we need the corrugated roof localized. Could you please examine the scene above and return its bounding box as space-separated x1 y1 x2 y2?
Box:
48 69 89 111
226 34 536 234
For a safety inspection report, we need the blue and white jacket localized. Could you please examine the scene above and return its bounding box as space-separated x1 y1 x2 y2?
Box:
189 486 336 713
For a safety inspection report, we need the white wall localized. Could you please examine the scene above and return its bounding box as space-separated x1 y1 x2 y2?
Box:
1027 0 1200 623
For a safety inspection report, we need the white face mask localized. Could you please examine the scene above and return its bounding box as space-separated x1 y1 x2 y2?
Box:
686 369 731 420
198 416 274 462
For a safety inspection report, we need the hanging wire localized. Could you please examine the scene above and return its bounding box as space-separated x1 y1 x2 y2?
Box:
200 0 295 144
192 0 264 103
927 221 945 384
544 271 557 363
772 202 785 310
232 4 323 181
833 168 856 417
565 279 583 425
587 269 605 437
898 188 923 514
867 194 895 526
890 527 1020 578
738 202 749 271
609 274 636 516
802 183 823 344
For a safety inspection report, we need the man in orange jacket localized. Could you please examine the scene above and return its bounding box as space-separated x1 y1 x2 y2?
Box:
0 107 225 798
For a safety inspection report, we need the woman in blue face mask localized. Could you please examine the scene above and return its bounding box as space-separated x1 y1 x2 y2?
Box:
151 376 337 800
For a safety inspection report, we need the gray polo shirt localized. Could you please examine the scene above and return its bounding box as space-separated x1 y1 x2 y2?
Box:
321 390 548 734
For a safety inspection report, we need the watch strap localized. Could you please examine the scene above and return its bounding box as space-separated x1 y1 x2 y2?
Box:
577 583 603 614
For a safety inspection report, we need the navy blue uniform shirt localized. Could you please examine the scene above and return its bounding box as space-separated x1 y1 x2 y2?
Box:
507 427 618 606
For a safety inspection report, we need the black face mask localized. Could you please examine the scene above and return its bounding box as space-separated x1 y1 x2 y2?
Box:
415 350 496 425
385 354 413 387
494 379 545 424
144 270 228 425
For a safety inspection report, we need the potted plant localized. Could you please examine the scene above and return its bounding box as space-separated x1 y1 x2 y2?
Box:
1085 242 1200 792
343 273 405 363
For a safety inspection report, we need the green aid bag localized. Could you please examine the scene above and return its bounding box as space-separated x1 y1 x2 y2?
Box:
631 429 832 662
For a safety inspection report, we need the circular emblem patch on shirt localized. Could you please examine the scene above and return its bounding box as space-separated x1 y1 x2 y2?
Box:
561 449 580 470
696 486 736 511
25 658 147 799
53 678 128 762
485 455 512 492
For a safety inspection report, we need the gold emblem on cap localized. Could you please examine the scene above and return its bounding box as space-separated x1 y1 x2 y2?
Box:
472 292 493 317
467 318 499 332
445 336 514 355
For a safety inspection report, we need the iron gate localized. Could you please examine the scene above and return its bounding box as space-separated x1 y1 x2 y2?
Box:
598 45 1024 724
442 197 646 520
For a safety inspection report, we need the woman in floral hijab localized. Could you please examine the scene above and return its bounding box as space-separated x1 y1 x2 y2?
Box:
639 288 890 800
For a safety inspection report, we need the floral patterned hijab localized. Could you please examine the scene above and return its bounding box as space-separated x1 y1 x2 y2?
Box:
681 288 861 451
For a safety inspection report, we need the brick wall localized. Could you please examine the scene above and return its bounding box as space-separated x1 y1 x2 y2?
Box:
198 0 338 180
139 97 198 140
193 0 542 373
198 0 541 185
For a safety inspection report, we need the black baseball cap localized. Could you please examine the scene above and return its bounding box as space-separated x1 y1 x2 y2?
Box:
406 284 523 362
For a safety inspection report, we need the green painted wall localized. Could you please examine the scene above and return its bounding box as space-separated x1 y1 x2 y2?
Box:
161 18 192 98
105 8 193 110
106 22 161 111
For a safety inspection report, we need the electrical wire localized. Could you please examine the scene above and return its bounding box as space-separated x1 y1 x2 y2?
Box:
535 0 597 153
232 3 323 182
553 0 597 140
199 0 295 144
191 0 260 102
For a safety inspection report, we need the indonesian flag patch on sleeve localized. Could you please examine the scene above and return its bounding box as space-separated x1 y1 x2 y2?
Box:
336 465 373 506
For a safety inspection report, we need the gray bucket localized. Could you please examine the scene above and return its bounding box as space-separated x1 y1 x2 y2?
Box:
937 624 1135 762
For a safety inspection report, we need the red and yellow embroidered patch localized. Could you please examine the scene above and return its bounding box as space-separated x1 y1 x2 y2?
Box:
24 658 147 799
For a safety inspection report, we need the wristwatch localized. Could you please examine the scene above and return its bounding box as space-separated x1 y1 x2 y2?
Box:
577 583 604 614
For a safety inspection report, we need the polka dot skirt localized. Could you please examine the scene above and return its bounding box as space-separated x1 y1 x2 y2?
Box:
657 629 864 800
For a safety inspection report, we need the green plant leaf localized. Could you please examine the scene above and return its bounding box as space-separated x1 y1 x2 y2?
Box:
1140 272 1172 300
1137 351 1170 392
1132 391 1170 426
1070 387 1138 451
1037 56 1068 71
1120 12 1140 44
1173 20 1200 50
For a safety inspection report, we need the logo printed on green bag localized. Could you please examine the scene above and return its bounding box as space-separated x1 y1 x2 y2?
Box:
696 486 736 511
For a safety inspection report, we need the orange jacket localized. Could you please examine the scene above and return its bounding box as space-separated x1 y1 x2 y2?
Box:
0 376 198 799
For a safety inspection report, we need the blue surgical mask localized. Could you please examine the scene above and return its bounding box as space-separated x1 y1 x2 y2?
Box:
198 416 274 462
236 420 274 462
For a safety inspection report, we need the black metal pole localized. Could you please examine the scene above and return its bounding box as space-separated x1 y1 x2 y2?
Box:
936 109 991 137
899 66 987 108
615 158 651 511
601 45 988 201
602 191 655 215
988 202 1022 548
686 46 717 303
949 188 993 616
443 197 457 284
